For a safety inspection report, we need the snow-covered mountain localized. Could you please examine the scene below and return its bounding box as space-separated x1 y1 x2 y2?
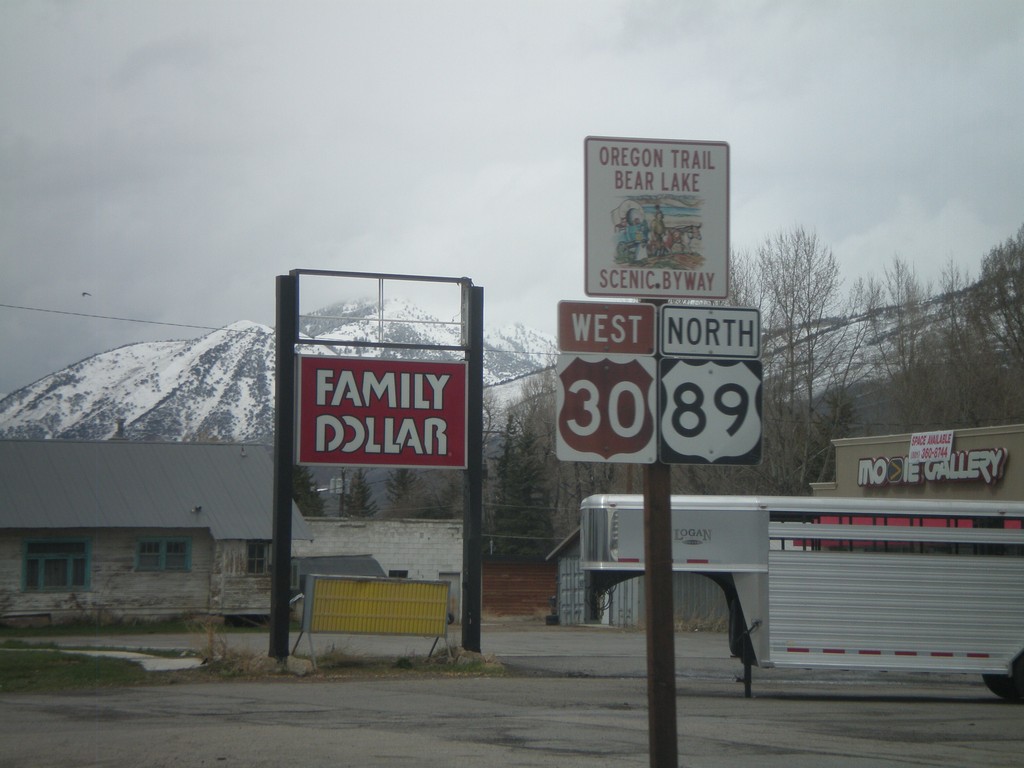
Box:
299 297 553 379
0 300 556 443
0 321 277 442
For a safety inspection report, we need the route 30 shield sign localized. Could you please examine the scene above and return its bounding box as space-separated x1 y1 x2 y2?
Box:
556 355 657 463
658 358 762 464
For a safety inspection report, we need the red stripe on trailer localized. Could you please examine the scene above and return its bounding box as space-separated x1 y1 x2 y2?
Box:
686 559 710 564
783 647 989 659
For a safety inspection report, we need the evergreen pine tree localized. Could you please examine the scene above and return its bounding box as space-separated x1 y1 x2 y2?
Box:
345 469 379 518
421 471 462 519
384 467 422 518
491 412 553 557
291 464 325 517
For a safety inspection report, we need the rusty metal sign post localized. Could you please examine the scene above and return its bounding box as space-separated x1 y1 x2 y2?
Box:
643 459 678 766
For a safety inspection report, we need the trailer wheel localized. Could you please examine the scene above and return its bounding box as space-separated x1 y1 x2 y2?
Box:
983 674 1020 701
983 654 1024 702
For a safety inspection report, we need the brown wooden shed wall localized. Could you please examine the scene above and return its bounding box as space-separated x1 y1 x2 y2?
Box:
482 560 557 616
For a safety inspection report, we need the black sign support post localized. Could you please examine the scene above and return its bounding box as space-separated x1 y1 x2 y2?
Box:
462 284 484 653
270 273 297 661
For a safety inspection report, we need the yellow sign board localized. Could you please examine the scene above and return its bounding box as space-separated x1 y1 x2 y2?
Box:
304 576 450 638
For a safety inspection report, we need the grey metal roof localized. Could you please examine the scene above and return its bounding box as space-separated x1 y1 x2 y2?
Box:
0 440 312 541
294 555 387 580
546 527 580 562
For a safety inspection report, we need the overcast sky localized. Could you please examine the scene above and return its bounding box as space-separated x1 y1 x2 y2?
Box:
2 0 1022 395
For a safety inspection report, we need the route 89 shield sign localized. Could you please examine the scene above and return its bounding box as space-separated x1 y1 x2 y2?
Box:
556 355 657 463
659 358 762 464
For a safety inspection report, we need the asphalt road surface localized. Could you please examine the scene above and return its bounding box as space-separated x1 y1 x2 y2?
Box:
3 622 1021 767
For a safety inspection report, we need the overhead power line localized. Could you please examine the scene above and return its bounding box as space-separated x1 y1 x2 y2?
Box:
0 302 561 358
0 302 229 334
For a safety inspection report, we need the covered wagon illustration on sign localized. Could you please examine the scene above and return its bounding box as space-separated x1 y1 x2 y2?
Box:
611 195 705 270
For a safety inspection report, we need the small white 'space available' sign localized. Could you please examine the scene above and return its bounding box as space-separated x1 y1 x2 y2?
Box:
585 136 729 300
296 356 467 468
908 430 954 464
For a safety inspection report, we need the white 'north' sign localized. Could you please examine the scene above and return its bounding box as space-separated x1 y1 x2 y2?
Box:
660 306 760 359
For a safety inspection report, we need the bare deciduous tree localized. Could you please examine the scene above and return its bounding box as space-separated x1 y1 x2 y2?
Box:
864 256 938 430
750 227 867 492
490 224 1024 522
979 223 1024 370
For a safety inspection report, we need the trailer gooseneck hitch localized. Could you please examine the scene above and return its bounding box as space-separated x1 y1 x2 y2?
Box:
740 619 762 699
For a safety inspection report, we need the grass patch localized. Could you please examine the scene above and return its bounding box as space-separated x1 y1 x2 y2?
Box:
310 646 506 679
0 619 195 638
0 646 506 692
1 639 194 660
2 639 58 650
0 618 296 639
0 649 148 693
0 629 506 691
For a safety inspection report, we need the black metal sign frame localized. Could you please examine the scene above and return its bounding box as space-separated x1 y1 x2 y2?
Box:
270 269 485 659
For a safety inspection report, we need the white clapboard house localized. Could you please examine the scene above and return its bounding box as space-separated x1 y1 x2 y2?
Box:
0 439 311 625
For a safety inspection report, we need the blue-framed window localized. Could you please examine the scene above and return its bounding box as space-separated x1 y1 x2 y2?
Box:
23 539 91 591
136 538 192 571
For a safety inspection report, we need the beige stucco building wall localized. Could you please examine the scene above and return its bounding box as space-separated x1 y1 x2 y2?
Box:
812 423 1022 502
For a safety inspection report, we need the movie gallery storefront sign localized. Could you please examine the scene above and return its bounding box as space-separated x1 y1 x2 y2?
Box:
296 356 467 468
858 448 1008 488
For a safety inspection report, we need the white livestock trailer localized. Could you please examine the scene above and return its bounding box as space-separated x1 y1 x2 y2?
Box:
580 494 1024 700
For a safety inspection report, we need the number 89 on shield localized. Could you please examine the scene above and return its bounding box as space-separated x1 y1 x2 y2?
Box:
658 358 762 465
